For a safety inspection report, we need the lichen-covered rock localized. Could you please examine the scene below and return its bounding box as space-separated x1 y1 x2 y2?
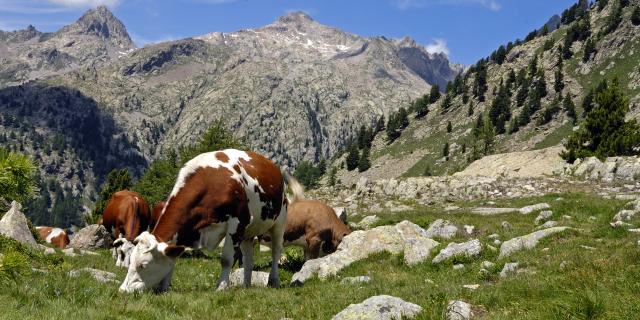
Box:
0 201 37 248
291 221 438 284
353 215 380 230
535 211 553 225
332 295 422 320
229 268 269 287
68 224 112 250
446 300 485 320
499 227 570 258
432 239 482 264
499 262 519 278
68 268 117 283
425 219 458 239
341 276 371 284
519 203 550 215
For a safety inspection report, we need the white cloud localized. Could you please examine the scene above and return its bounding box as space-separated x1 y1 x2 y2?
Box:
393 0 501 11
424 38 449 56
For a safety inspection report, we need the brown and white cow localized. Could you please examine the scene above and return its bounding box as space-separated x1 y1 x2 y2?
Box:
150 201 166 232
101 190 151 268
35 226 70 249
119 149 287 293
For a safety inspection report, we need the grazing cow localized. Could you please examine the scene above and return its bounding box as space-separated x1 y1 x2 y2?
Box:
35 226 70 249
102 190 151 268
119 149 287 293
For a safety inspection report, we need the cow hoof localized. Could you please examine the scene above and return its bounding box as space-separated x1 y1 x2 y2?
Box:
215 281 229 291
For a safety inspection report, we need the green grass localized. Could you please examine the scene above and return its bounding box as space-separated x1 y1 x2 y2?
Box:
1 192 639 319
534 121 575 150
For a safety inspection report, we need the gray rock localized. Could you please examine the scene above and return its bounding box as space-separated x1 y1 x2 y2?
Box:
354 215 380 230
331 295 422 320
433 239 482 264
425 219 458 239
68 268 117 283
446 300 484 320
462 284 480 290
229 268 269 287
481 261 495 269
471 207 518 215
68 224 112 250
612 210 638 222
487 234 500 239
499 262 519 278
291 221 438 284
499 227 570 258
453 264 465 270
534 211 553 225
501 221 513 230
43 247 56 255
519 203 550 215
610 221 634 228
341 276 371 284
62 248 78 257
0 201 38 247
463 225 475 235
537 221 558 229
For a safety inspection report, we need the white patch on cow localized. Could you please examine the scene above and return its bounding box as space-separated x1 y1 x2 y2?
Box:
45 228 65 243
162 149 252 216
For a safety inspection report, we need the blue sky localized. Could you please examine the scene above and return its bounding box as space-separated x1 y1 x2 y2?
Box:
0 0 577 65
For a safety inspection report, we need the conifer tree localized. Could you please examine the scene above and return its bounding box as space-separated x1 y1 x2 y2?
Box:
563 94 577 124
358 147 371 172
346 144 360 171
429 85 441 103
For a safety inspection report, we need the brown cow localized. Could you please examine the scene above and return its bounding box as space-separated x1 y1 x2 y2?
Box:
150 201 165 231
119 149 287 293
35 226 70 249
242 174 351 262
102 190 151 267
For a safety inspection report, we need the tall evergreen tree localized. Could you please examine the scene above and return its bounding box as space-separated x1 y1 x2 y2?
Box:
358 147 371 172
632 6 640 26
442 142 450 159
441 94 453 114
473 60 488 102
346 144 360 171
563 78 640 161
555 55 565 93
489 83 512 134
583 38 597 62
429 85 441 103
563 94 577 124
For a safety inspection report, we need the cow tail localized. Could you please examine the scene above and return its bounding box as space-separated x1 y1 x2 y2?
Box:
283 171 304 203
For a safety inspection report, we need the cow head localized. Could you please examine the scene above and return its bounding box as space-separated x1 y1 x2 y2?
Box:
119 231 185 293
113 238 135 268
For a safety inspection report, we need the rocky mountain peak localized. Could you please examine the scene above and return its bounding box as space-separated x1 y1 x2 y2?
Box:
60 5 133 49
277 11 314 25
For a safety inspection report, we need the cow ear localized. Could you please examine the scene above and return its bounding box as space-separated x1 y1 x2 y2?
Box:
163 245 186 258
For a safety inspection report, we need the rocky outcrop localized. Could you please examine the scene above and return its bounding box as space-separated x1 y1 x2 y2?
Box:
229 268 269 287
332 295 422 320
291 221 439 284
499 227 571 258
68 224 111 250
455 147 566 179
565 156 640 182
0 201 37 248
432 239 482 264
446 300 485 320
425 219 458 239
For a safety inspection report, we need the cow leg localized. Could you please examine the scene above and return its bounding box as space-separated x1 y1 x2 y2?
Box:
306 237 322 260
268 221 285 288
240 238 255 287
215 235 235 291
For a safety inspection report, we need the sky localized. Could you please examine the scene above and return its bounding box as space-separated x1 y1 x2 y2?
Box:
0 0 578 65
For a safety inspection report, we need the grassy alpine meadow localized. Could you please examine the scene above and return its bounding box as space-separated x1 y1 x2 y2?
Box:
1 192 640 319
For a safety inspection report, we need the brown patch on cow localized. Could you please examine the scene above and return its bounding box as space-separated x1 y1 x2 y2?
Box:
215 152 230 163
283 199 351 259
232 164 241 173
36 226 70 249
152 151 284 248
101 190 151 241
150 201 166 231
239 151 284 221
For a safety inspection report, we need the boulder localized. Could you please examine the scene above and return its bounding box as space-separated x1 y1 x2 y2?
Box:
499 262 519 278
433 239 482 264
353 215 380 230
471 207 518 215
229 268 269 287
291 221 439 284
537 221 558 229
68 224 112 250
446 300 485 320
612 210 638 222
499 227 570 258
341 276 371 284
425 219 458 239
68 268 117 283
332 295 422 320
501 221 513 230
519 203 550 215
534 211 553 225
0 201 38 247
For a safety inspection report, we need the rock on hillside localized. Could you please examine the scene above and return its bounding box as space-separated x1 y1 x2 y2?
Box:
0 201 37 247
455 147 566 178
332 295 422 320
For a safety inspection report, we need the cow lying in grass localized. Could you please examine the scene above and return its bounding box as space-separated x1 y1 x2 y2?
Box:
35 226 70 249
101 190 151 268
119 149 287 293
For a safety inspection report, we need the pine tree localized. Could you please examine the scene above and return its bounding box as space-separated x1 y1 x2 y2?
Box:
605 2 623 34
583 38 597 62
441 94 452 114
555 55 564 93
447 121 453 133
346 144 360 171
528 55 539 78
429 85 441 103
489 83 512 134
358 147 371 172
598 0 608 11
535 70 548 98
328 167 338 187
467 103 474 117
376 115 386 132
562 78 640 161
442 142 450 159
582 89 595 116
357 125 367 149
632 6 640 26
473 60 488 102
414 94 430 119
563 94 577 124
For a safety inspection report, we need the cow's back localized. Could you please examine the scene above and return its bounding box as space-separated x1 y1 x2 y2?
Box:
102 190 151 240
